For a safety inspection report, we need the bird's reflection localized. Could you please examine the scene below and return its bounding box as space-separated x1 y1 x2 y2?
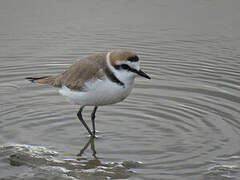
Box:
77 136 97 158
74 137 135 179
76 136 102 168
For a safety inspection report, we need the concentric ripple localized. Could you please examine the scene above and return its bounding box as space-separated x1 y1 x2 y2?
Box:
1 33 240 180
1 0 240 179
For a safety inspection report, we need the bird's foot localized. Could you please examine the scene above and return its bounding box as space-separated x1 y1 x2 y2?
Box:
92 131 96 138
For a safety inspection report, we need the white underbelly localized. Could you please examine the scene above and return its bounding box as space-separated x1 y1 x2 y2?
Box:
58 79 134 106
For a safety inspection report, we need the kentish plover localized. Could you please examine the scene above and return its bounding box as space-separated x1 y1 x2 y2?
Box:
26 49 151 137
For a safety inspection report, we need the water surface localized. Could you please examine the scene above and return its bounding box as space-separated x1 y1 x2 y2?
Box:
1 0 240 179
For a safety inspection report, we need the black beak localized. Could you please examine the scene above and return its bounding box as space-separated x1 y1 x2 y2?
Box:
137 69 151 79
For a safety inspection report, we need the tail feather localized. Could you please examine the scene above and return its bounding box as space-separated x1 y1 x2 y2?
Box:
26 76 61 87
26 76 50 83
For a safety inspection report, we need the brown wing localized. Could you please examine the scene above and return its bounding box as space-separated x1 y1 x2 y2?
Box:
54 52 107 90
27 52 108 90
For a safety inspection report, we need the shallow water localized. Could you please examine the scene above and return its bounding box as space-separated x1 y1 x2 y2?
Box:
1 0 240 179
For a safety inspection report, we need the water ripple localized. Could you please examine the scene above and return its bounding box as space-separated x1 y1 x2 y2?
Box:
1 3 240 178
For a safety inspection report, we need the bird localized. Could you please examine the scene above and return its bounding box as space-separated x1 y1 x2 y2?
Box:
26 49 151 137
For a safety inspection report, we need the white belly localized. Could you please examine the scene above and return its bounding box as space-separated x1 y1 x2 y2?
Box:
58 78 134 106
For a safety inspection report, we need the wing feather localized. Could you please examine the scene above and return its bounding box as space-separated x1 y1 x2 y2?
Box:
55 52 107 90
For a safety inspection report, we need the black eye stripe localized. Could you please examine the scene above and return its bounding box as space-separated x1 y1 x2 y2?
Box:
114 65 121 70
127 56 139 62
114 64 131 70
114 64 139 74
121 64 131 70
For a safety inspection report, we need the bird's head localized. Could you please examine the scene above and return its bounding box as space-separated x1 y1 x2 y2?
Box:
107 49 151 80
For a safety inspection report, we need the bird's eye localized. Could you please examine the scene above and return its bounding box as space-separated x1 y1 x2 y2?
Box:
113 64 131 71
127 56 139 62
114 64 131 71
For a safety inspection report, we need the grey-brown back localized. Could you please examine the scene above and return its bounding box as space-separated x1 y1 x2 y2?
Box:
29 52 108 90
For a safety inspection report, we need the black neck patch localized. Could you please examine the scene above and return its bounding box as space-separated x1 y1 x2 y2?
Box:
105 67 125 88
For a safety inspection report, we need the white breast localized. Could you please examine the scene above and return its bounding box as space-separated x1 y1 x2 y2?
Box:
58 77 134 106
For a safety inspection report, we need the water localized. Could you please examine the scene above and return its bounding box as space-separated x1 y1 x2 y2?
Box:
1 0 240 179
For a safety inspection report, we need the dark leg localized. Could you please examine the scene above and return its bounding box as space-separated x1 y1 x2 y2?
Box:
77 106 93 136
91 106 98 136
